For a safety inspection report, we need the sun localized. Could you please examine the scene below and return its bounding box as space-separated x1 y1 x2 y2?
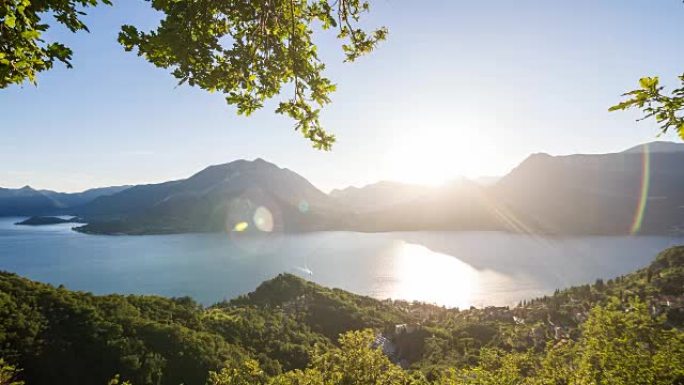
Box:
384 123 492 185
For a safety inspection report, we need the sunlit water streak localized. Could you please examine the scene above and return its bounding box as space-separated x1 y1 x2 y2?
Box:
378 242 514 309
0 217 682 308
394 242 478 309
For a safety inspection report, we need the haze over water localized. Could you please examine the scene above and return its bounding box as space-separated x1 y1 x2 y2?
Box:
0 217 680 308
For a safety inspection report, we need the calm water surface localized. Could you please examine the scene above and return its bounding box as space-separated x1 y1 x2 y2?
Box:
0 217 681 308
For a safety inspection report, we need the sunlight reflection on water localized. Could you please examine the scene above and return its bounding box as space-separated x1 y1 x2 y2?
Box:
390 242 478 309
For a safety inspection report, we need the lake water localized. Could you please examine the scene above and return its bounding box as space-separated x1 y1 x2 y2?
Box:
0 217 682 308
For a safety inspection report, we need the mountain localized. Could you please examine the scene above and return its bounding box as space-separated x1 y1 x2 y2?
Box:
76 158 350 234
329 181 436 212
0 185 130 217
473 175 501 185
41 185 131 208
494 142 684 234
10 141 684 235
0 186 61 216
75 164 510 235
336 141 684 235
349 179 507 232
623 140 684 154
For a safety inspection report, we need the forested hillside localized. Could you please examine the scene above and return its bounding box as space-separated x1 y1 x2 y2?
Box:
1 246 683 385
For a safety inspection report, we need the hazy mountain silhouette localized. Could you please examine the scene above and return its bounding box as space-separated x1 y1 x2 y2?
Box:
0 185 129 216
330 181 436 212
41 186 131 208
0 186 61 216
9 141 684 235
332 141 684 235
349 179 507 232
76 158 349 234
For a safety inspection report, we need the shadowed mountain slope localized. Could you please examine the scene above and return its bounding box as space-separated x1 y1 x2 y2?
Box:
76 158 350 234
494 143 684 234
350 141 684 235
0 186 60 216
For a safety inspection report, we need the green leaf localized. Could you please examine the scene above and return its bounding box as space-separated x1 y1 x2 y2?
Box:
639 76 659 89
4 14 16 29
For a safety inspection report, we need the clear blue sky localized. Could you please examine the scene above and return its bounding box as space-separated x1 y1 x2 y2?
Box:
2 0 684 192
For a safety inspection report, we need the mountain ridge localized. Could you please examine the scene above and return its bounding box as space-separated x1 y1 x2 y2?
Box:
7 141 684 235
0 185 130 216
75 158 349 234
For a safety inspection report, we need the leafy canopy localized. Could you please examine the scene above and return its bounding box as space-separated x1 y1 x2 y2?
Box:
0 0 111 87
611 75 684 140
1 0 386 150
574 297 684 385
208 329 421 385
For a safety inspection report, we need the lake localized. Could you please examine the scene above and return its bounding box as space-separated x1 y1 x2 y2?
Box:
0 217 681 308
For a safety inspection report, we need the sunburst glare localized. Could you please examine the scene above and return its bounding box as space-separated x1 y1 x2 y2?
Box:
383 120 497 185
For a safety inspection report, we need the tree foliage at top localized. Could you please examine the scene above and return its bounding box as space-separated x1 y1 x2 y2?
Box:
0 0 111 87
609 1 684 140
119 0 386 150
0 0 386 150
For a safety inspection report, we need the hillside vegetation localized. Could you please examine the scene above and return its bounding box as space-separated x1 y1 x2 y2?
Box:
1 247 683 384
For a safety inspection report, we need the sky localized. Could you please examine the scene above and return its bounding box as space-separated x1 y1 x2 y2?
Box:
2 0 684 193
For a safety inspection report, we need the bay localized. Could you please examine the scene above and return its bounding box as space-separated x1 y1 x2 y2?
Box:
0 217 680 308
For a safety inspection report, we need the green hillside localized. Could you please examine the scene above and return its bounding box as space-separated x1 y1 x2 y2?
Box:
1 247 683 385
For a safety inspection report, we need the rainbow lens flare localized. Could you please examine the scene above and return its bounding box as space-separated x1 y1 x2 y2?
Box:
630 144 651 235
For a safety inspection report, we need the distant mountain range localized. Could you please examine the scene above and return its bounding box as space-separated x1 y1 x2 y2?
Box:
4 141 684 236
0 185 129 216
330 181 436 212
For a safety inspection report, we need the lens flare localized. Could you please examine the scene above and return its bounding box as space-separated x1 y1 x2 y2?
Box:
630 144 651 235
233 221 249 232
253 206 274 232
226 193 285 254
298 199 309 213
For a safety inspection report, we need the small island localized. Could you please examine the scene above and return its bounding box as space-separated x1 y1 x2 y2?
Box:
15 216 83 226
